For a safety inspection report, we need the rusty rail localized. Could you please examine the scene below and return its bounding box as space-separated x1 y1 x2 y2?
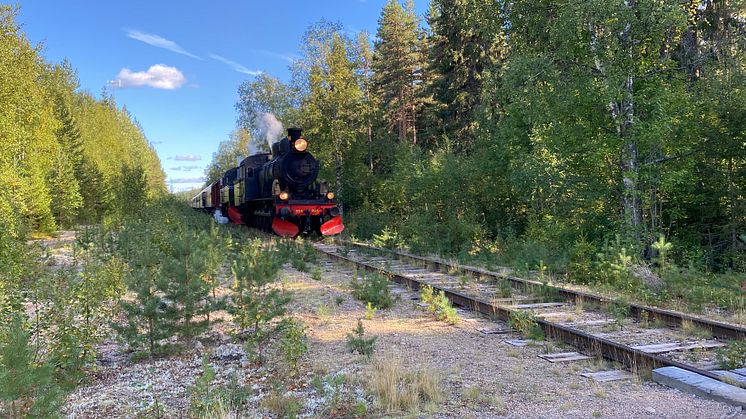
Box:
336 240 746 341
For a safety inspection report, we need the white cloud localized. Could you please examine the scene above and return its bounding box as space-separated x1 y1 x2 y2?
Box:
170 177 206 184
173 154 202 161
126 29 201 59
171 165 202 171
209 54 262 76
113 64 187 90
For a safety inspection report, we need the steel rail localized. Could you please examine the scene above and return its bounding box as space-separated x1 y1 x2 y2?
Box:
335 240 746 341
316 244 744 388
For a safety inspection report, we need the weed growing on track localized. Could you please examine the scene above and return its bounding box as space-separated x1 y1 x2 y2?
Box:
509 310 544 340
716 340 746 370
418 285 459 324
607 298 630 330
350 273 393 309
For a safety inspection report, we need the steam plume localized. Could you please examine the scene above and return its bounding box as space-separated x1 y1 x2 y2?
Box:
257 112 284 150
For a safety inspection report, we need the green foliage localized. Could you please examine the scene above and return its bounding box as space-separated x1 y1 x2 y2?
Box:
279 318 309 373
364 302 377 320
419 285 459 324
188 357 252 417
311 267 323 281
0 315 65 418
509 310 544 341
335 295 345 306
346 319 376 358
229 239 289 363
607 298 631 331
0 6 164 235
716 340 746 370
113 198 221 355
350 273 393 309
372 227 402 250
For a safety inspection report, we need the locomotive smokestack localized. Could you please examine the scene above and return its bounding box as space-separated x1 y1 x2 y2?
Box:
288 128 302 141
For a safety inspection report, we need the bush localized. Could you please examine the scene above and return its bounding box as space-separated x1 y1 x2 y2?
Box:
350 273 393 309
716 340 746 370
189 357 252 417
279 318 309 373
347 319 376 357
509 310 544 340
419 285 459 324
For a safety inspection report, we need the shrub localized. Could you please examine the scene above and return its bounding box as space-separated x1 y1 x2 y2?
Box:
347 319 376 357
509 310 544 340
279 318 309 374
716 340 746 370
419 285 459 324
350 273 393 309
365 302 377 320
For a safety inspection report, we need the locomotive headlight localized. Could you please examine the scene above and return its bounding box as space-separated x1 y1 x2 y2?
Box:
294 138 308 152
279 191 290 200
326 192 335 200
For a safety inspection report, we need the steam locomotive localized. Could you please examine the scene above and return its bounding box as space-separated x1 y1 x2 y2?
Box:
190 128 344 237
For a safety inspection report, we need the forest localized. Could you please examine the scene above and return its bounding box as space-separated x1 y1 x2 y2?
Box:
206 0 746 290
0 6 165 238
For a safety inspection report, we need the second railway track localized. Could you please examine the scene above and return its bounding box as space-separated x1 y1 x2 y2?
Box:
311 240 746 390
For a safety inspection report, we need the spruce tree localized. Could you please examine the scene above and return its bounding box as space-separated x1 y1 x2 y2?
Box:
426 0 506 151
48 148 82 228
372 0 423 144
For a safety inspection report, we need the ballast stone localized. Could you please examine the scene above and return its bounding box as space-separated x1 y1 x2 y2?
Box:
652 366 746 408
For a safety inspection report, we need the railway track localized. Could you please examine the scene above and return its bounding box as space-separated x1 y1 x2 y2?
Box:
311 240 746 390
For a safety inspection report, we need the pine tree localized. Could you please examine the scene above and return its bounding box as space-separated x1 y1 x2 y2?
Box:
229 240 289 363
0 315 64 418
159 227 215 345
113 221 173 355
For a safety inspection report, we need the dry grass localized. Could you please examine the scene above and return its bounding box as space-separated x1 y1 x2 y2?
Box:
368 355 444 413
680 319 712 339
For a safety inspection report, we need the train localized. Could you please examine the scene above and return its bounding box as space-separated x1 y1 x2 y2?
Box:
190 128 344 237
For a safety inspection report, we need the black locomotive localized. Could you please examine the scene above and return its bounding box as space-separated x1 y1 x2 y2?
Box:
191 128 344 237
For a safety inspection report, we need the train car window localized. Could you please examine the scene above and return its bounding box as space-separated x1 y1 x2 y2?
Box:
247 168 253 177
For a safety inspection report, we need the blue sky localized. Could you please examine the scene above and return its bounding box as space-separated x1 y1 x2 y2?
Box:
16 0 429 192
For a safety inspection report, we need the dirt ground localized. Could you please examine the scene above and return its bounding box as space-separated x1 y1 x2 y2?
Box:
63 254 745 418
